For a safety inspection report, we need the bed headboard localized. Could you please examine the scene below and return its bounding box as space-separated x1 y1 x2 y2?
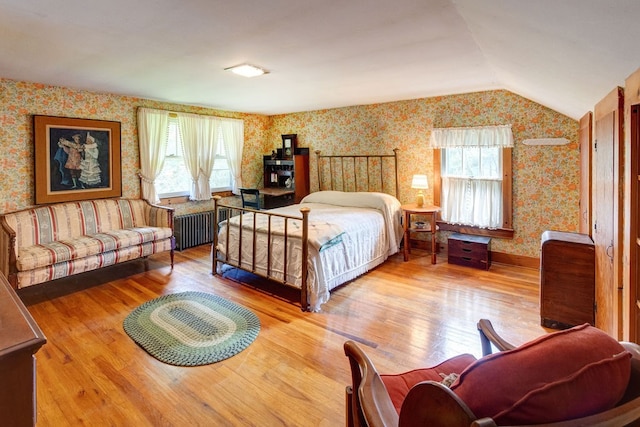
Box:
315 148 399 197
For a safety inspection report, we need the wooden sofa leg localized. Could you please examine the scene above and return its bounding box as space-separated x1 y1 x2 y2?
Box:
170 237 175 269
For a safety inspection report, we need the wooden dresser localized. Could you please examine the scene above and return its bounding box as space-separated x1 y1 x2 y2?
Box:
448 233 491 270
540 231 595 329
0 275 46 426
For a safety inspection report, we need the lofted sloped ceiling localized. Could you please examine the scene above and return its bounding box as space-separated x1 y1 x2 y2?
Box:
1 0 639 120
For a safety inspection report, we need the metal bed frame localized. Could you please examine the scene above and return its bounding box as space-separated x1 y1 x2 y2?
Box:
212 149 399 311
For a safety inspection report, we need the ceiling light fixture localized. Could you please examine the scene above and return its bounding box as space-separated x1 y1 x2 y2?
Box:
224 63 268 78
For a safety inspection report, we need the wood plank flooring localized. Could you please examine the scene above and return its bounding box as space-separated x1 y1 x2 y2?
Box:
19 246 547 426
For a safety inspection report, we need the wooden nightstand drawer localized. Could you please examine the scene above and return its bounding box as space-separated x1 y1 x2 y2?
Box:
448 233 491 270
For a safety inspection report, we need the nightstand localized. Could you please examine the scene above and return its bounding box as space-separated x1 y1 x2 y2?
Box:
400 203 440 264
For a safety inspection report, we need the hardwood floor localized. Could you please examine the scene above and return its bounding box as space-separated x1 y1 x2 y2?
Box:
19 246 546 426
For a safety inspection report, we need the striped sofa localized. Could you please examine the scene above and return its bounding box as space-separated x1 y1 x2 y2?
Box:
0 199 174 290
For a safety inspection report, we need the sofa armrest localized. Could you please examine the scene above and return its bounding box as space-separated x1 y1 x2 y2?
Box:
0 217 18 288
145 202 174 230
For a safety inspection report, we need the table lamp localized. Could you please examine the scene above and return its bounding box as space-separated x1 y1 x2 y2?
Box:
411 174 429 207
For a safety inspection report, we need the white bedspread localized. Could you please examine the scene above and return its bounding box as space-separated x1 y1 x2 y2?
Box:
216 191 403 311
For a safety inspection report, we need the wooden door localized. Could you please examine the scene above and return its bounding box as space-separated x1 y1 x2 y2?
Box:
624 68 640 342
593 87 624 338
579 112 592 235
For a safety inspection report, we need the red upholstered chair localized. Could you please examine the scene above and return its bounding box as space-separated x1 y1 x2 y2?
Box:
344 319 640 427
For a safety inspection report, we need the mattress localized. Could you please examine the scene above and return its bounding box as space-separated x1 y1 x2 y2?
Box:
216 191 403 311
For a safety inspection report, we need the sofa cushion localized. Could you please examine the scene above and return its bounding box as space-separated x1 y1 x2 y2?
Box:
16 227 173 271
451 324 631 424
381 353 476 414
16 239 174 287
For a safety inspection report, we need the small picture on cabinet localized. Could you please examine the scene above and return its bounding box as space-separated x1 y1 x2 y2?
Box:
281 134 297 159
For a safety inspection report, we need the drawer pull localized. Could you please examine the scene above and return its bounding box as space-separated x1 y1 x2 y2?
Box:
462 248 472 252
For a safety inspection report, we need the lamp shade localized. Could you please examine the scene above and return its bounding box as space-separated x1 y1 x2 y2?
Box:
411 174 429 189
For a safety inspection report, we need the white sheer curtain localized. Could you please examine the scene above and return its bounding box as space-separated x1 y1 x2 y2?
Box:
177 114 199 199
220 118 244 194
197 117 218 199
137 108 169 203
441 177 503 228
431 125 513 229
177 113 219 201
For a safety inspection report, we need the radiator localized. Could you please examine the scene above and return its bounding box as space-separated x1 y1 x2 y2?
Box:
174 210 223 251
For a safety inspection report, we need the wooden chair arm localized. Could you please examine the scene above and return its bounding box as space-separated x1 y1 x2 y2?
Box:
477 319 516 356
344 340 398 427
398 381 475 427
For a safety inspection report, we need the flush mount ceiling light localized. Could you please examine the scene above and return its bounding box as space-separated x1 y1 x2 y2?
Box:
224 63 268 78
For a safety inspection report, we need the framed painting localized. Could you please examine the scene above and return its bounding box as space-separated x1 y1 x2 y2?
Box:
34 115 122 204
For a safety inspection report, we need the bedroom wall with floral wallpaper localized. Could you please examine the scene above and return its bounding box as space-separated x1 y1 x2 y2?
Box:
0 78 578 259
268 90 579 258
0 78 269 216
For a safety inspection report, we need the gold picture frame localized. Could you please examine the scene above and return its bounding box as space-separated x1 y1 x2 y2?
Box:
34 115 122 204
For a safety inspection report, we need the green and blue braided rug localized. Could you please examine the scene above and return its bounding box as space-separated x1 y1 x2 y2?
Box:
123 291 260 366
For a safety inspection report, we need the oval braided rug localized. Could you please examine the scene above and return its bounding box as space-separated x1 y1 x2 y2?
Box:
123 291 260 366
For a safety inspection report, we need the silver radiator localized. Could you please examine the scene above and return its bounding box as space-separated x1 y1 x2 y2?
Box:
174 210 222 251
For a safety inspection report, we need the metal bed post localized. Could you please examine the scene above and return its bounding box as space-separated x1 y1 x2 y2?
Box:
393 148 399 197
212 195 220 275
315 150 322 191
300 206 310 311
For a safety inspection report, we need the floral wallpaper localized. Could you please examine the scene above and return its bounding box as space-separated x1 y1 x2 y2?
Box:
269 90 579 258
0 78 269 215
0 78 578 258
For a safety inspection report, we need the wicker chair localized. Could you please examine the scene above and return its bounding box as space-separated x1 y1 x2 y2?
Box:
345 319 640 427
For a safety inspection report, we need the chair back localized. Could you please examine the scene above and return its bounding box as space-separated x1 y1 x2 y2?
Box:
240 188 261 210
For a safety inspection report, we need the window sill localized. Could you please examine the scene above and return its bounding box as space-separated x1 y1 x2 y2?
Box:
159 190 234 206
436 221 514 239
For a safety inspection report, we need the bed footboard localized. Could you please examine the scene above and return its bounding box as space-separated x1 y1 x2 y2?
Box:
212 196 311 311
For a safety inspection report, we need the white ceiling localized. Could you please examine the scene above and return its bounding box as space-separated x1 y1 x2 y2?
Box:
1 0 639 120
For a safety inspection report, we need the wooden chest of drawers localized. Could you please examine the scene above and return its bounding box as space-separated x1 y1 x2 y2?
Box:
447 233 491 270
540 230 595 329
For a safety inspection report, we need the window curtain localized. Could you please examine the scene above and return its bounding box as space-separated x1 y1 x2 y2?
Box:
441 177 503 228
432 125 512 229
137 108 169 204
220 118 244 194
177 113 219 201
430 124 514 148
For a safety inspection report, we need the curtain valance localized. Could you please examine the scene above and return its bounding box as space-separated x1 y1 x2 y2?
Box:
430 124 514 148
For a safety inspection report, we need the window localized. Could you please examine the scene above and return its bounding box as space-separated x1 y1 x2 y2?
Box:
431 125 513 236
155 117 231 198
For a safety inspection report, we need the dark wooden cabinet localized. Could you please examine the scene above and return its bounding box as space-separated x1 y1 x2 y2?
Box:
262 149 309 208
448 233 491 270
540 230 595 329
0 275 46 426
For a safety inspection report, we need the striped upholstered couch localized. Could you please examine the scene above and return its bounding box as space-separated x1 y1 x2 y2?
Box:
0 199 174 290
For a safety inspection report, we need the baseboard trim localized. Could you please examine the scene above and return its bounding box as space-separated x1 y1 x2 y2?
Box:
490 251 539 269
410 239 539 269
